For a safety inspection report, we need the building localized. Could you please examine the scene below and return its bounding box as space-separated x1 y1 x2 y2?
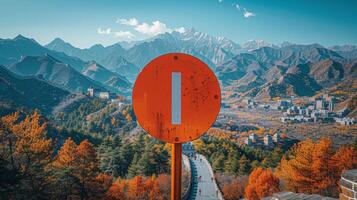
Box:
245 138 253 146
87 87 101 97
99 91 110 99
221 102 230 108
315 99 325 110
278 100 291 110
273 133 281 143
337 108 349 117
264 134 273 146
87 87 117 100
279 100 291 107
315 95 334 111
286 106 299 115
249 133 258 142
328 100 334 111
245 132 283 149
281 115 313 123
298 108 307 116
182 142 195 157
99 91 117 100
307 105 315 110
335 117 355 126
281 117 289 123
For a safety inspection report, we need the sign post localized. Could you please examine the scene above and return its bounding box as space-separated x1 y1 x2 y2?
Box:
171 143 182 200
132 53 221 199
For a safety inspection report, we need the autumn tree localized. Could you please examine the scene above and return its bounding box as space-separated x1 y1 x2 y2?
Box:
127 176 145 199
76 139 100 199
144 176 163 200
95 173 114 198
277 139 315 193
52 138 101 199
245 167 280 200
328 146 357 196
106 175 167 200
0 112 18 170
51 138 80 199
156 174 170 199
222 177 248 200
0 112 20 199
105 178 127 200
277 138 357 197
310 138 335 195
1 111 52 199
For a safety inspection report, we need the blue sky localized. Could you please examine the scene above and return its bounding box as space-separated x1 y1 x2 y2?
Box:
0 0 356 48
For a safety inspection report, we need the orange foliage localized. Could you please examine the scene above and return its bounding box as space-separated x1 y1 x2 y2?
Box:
53 138 78 168
0 111 52 196
106 178 127 200
145 176 163 200
127 176 145 199
111 117 116 126
156 174 170 197
53 138 100 199
280 133 287 139
277 138 357 197
256 128 265 135
329 146 357 189
330 146 357 173
96 173 114 193
106 175 167 200
245 167 280 200
9 111 51 160
223 180 247 200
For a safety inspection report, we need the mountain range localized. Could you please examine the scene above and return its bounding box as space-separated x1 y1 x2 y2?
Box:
1 29 356 107
0 35 130 93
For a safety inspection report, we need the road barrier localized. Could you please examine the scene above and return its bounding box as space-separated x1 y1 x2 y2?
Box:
182 155 194 200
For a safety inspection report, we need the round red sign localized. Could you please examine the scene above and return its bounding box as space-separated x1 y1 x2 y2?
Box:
132 53 221 143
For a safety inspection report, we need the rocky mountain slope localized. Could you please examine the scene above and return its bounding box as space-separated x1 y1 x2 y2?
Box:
0 65 69 115
8 55 105 92
216 44 355 100
0 35 130 93
46 28 242 71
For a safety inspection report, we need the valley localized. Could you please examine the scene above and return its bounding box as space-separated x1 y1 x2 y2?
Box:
0 29 356 200
1 30 356 147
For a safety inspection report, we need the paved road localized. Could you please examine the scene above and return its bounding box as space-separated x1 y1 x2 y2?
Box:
190 154 222 200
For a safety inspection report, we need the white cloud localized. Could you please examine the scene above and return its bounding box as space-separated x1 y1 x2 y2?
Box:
243 8 256 18
97 28 111 35
174 27 186 33
232 3 256 18
118 18 185 36
114 31 135 40
134 21 172 36
116 18 138 26
218 0 223 3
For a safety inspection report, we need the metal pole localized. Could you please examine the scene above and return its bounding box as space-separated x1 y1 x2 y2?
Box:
171 143 182 200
